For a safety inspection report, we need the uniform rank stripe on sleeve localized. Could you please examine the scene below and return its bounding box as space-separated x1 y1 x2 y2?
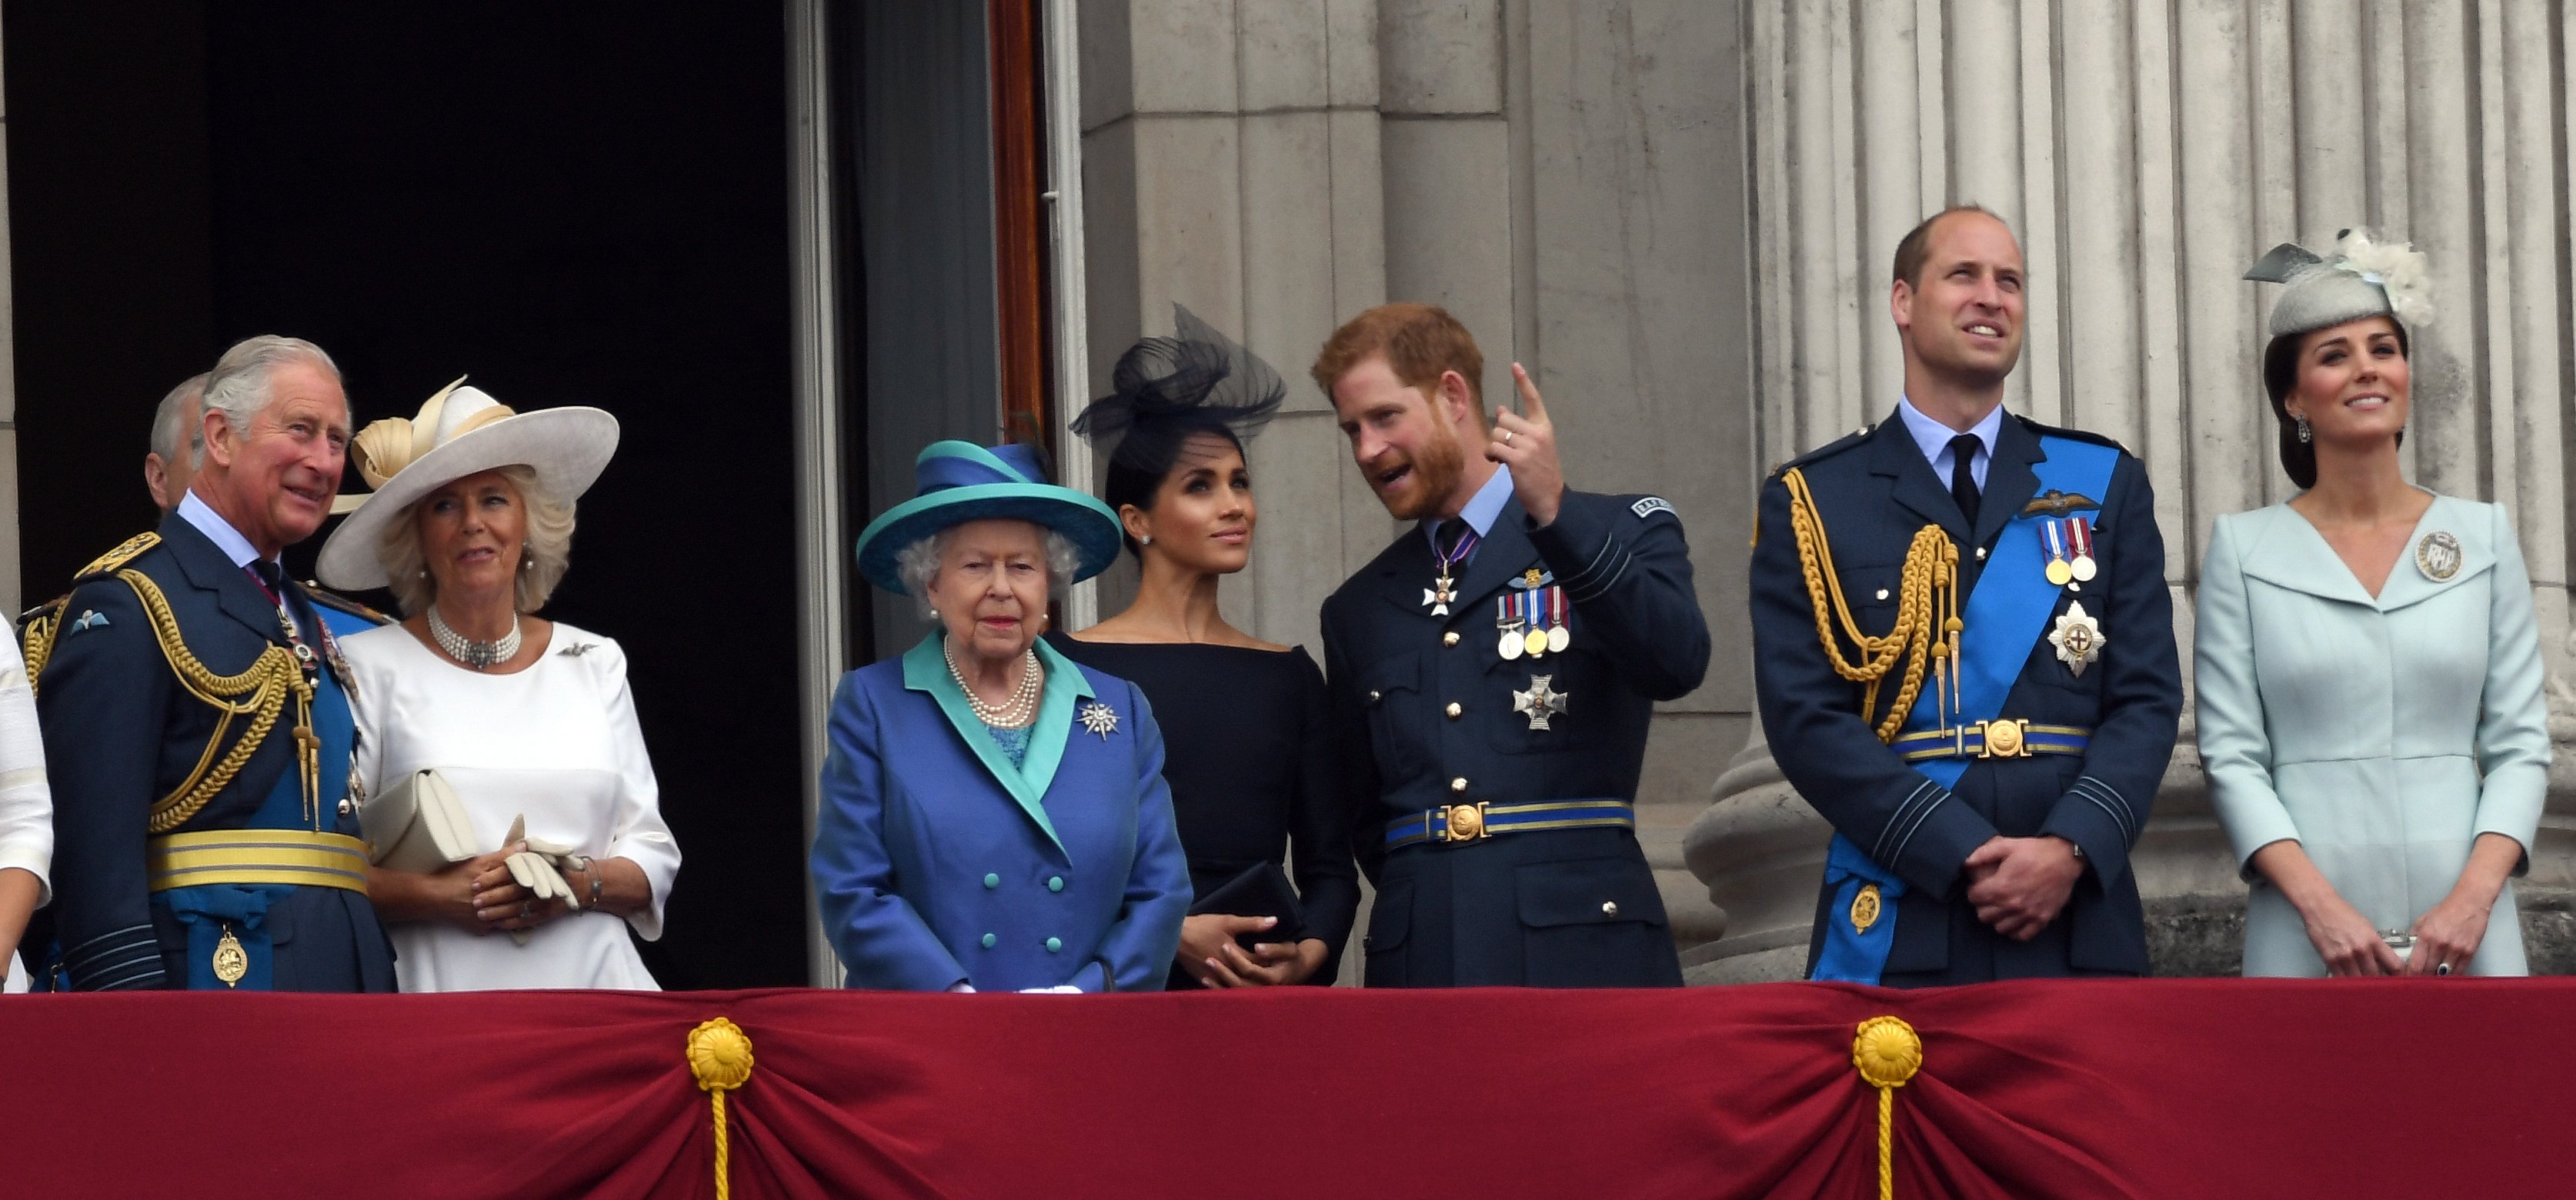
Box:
2070 776 2136 842
1560 535 1617 590
1874 778 1942 863
1884 788 1950 865
1569 543 1633 604
62 923 158 964
88 961 169 991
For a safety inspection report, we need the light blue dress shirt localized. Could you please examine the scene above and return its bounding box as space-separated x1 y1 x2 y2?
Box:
1894 396 2004 491
1422 462 1515 562
176 490 278 574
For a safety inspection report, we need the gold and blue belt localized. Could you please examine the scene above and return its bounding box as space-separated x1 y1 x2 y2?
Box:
145 829 372 895
1386 799 1635 848
1891 720 2093 763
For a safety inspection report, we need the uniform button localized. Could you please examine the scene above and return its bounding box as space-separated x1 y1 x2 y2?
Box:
1445 702 1463 719
1450 777 1469 794
1975 546 1988 561
1443 632 1460 647
983 873 999 889
1047 876 1064 892
980 932 997 948
1368 689 1383 704
1045 937 1063 953
1601 901 1620 917
1874 588 1889 601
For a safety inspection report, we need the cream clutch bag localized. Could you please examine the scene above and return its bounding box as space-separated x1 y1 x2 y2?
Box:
361 768 480 871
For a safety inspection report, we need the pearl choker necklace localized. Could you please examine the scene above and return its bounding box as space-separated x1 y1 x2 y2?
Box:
428 605 523 671
946 642 1042 728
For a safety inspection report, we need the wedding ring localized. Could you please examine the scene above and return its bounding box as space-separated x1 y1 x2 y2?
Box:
1500 428 1515 445
2437 962 2452 976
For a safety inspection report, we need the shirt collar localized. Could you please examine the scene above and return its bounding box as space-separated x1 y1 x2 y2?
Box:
1895 395 2007 473
176 488 275 572
1423 462 1516 547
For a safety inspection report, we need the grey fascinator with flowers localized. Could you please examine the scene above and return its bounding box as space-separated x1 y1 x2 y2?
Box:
2242 228 2435 340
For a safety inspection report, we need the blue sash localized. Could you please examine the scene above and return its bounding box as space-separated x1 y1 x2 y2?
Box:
1814 435 2118 984
158 664 356 991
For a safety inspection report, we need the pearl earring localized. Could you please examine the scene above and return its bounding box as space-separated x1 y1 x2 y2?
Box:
2295 415 2311 444
1138 535 1153 546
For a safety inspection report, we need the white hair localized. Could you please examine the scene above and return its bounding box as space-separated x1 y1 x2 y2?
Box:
151 373 208 463
377 465 579 618
199 335 342 466
894 523 1080 620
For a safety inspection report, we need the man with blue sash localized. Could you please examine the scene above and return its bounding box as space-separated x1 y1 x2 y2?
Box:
1752 208 2181 985
37 336 394 992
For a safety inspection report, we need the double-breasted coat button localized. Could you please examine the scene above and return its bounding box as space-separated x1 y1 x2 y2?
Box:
1874 588 1889 601
1443 632 1460 647
1047 876 1064 892
1600 901 1620 916
981 932 997 948
1445 702 1463 719
1369 689 1383 704
1045 937 1063 953
1976 546 1988 560
1450 777 1469 794
983 873 999 888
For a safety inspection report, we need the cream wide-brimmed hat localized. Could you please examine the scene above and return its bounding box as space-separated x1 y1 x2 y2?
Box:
316 377 619 591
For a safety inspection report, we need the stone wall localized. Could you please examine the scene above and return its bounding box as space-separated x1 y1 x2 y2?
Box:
1685 0 2576 982
1076 0 1760 958
0 16 20 616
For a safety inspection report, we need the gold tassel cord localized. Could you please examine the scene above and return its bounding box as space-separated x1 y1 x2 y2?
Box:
1781 469 1961 742
1852 1016 1924 1200
689 1018 756 1200
112 570 312 832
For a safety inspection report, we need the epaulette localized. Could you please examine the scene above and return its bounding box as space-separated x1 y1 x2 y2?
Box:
25 531 162 692
301 582 392 627
71 531 162 582
2012 413 2132 457
1766 423 1877 482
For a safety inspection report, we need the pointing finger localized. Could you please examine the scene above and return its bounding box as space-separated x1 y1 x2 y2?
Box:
1511 362 1548 425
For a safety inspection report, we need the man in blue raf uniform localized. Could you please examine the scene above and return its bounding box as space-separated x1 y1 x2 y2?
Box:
1751 207 2181 986
36 335 395 992
1315 304 1710 987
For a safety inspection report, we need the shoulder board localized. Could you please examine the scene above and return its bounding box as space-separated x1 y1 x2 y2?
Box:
1768 424 1876 481
2013 414 2131 457
300 583 392 626
71 531 162 582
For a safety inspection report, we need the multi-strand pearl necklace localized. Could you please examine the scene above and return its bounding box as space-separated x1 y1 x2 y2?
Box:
428 604 522 671
946 643 1042 728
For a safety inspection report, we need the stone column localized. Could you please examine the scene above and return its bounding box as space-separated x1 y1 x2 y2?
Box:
1687 0 2576 981
0 13 21 615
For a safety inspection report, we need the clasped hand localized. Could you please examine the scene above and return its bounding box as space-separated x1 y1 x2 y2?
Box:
1178 914 1327 988
1963 836 2083 941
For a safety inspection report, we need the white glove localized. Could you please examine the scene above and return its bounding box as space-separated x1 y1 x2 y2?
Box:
1016 985 1083 995
504 850 575 905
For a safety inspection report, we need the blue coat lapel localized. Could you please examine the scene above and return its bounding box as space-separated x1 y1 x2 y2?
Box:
901 634 1096 854
158 512 288 645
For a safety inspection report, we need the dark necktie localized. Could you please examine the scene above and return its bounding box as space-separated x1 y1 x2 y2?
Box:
1434 518 1473 565
248 558 288 598
1947 433 1982 527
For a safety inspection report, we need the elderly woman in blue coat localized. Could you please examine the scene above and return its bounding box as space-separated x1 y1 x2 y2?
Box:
814 441 1190 992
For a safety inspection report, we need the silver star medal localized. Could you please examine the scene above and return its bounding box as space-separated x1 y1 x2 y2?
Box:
1513 675 1569 731
1423 572 1457 616
1078 701 1119 739
2047 601 2107 678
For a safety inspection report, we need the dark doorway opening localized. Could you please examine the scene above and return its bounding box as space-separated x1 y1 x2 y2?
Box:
8 2 809 987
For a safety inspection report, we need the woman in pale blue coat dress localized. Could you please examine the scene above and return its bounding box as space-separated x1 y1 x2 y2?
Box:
2199 234 2552 978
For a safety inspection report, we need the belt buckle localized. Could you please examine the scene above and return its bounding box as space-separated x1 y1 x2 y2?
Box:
1975 718 2031 758
1440 802 1490 842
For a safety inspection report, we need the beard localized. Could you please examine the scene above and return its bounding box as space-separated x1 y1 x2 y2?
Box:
1370 420 1470 522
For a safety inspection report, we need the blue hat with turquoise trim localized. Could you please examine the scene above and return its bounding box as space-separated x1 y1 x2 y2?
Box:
853 441 1122 593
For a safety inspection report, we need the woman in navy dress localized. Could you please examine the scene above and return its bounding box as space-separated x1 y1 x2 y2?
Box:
1051 306 1360 988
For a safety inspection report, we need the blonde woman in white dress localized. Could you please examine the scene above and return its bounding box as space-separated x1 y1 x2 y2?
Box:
0 629 51 992
2199 235 2551 978
318 381 679 991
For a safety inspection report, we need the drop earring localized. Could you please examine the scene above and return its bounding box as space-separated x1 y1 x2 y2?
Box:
2295 415 2311 443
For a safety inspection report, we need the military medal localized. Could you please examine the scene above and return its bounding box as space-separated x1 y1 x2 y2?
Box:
1513 674 1569 730
2415 530 2462 582
1544 588 1570 654
2040 519 2074 588
2047 600 2107 678
1423 527 1481 616
1850 883 1882 934
212 924 249 988
1496 596 1525 660
2067 515 2099 583
1521 590 1549 660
